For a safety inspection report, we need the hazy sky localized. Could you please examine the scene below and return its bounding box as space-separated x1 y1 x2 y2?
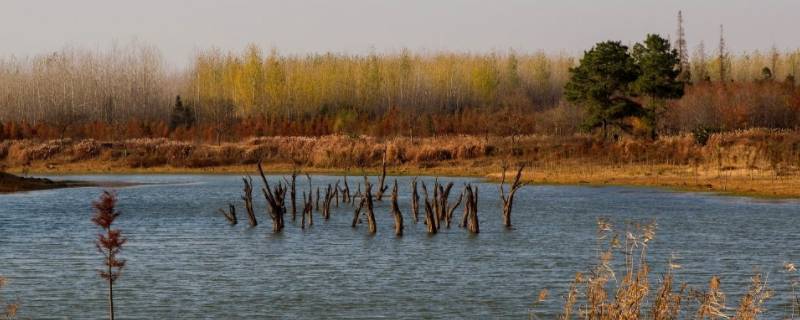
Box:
1 0 797 66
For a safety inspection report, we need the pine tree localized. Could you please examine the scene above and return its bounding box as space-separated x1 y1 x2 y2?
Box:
169 95 186 130
169 95 195 130
632 34 685 139
564 41 642 138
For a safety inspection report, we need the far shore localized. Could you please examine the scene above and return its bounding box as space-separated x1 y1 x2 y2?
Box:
5 160 799 199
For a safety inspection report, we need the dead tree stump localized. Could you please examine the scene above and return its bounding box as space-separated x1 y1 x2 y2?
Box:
499 164 525 228
464 184 480 233
241 176 257 227
258 161 286 232
284 169 298 221
352 197 365 228
219 203 237 225
341 176 351 203
410 177 420 223
390 179 404 236
421 181 437 234
374 148 389 201
363 176 377 234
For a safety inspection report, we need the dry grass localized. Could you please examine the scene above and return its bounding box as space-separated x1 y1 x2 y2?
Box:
2 129 800 197
0 276 18 320
538 219 788 320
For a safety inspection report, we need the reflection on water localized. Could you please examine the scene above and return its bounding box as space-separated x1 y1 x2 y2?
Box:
1 175 799 318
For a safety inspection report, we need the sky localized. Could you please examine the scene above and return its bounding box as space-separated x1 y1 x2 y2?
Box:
1 0 797 66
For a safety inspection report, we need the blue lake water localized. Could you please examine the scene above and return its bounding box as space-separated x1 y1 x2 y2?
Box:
1 174 799 319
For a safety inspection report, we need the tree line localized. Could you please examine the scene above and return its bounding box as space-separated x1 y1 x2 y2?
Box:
0 26 799 141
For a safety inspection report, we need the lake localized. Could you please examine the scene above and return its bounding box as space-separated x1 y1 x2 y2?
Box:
1 174 799 319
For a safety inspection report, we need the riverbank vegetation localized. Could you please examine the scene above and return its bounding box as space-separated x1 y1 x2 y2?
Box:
2 15 800 199
2 129 799 197
0 26 799 141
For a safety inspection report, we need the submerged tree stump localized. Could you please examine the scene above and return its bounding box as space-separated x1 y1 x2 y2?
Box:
410 177 420 223
341 176 352 204
391 179 404 236
301 191 313 229
374 148 389 201
322 184 334 219
241 176 257 227
258 161 286 232
219 203 237 225
363 176 377 234
285 169 298 221
464 184 480 233
499 164 525 228
420 181 437 234
315 187 320 212
352 197 365 228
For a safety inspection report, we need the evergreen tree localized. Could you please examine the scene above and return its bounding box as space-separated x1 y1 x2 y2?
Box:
564 41 642 138
632 34 685 138
761 67 774 82
169 95 186 130
169 95 195 130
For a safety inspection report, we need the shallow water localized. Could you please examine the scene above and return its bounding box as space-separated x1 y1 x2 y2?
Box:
1 174 799 319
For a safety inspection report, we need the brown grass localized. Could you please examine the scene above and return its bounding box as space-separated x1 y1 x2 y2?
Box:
2 129 800 197
541 219 784 320
0 276 18 319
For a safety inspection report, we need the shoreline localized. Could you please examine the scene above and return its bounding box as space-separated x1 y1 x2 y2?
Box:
5 161 799 199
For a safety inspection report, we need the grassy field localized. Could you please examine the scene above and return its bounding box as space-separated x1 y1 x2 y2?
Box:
2 129 800 198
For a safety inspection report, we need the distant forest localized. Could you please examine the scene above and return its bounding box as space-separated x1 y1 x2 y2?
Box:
1 18 799 141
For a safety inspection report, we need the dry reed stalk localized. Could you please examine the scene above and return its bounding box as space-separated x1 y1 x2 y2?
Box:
0 276 19 319
732 273 772 319
694 275 728 319
560 272 583 320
